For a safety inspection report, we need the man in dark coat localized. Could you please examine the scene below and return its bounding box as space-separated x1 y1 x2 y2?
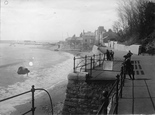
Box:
124 57 134 80
106 50 110 60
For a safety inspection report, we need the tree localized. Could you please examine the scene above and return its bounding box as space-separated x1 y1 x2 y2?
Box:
113 21 121 33
115 0 155 44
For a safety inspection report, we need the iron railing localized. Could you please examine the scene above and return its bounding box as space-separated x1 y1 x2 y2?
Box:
0 85 53 115
73 53 106 74
96 62 126 115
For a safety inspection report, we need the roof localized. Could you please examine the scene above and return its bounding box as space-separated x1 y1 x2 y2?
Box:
83 31 95 36
102 31 119 42
65 37 72 41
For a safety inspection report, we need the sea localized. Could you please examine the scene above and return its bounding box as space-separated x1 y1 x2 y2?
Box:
0 43 73 115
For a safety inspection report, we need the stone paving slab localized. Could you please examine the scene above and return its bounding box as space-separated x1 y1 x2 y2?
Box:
124 79 132 87
91 70 119 80
118 99 132 114
152 98 155 108
122 87 132 98
134 98 155 114
134 87 150 98
118 54 155 114
146 80 155 86
133 80 146 87
147 87 155 97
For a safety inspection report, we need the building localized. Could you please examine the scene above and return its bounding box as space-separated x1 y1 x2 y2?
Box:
81 31 96 50
95 26 106 45
82 31 96 45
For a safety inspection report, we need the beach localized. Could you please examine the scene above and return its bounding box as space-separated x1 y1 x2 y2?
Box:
0 43 91 115
0 43 77 115
11 79 68 115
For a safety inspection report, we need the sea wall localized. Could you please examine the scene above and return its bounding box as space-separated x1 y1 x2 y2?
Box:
62 72 115 114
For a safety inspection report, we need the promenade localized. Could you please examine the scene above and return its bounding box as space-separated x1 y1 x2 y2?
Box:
95 49 155 114
118 53 155 114
62 48 155 114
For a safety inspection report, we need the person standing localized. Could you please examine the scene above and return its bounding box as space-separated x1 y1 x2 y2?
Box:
106 50 110 60
111 50 114 60
124 57 134 80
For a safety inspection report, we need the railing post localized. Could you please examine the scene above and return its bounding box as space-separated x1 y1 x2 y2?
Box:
93 54 95 69
85 55 87 72
123 64 126 86
99 54 101 66
73 57 76 73
120 73 123 98
102 53 104 64
90 57 92 76
116 75 120 114
31 85 35 115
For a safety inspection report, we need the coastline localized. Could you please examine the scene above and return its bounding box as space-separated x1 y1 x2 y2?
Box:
9 45 90 115
11 80 68 115
0 43 72 115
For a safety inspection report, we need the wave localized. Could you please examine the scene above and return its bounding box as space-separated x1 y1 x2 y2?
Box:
0 52 73 115
0 61 25 68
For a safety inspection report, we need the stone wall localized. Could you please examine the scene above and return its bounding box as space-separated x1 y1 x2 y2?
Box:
108 41 140 54
62 72 115 114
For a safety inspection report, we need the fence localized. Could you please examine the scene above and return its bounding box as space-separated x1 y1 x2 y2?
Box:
73 52 126 114
73 53 106 75
0 85 53 115
96 61 126 115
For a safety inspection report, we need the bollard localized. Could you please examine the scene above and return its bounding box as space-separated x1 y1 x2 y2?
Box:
116 74 120 114
73 57 76 73
31 85 35 115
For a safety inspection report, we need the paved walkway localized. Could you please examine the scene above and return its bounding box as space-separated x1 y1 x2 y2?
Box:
85 47 155 114
90 48 155 114
118 54 155 114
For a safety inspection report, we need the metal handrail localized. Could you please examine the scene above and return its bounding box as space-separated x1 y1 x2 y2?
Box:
96 79 117 115
74 53 104 73
0 85 53 115
96 72 125 115
36 88 53 115
0 90 31 103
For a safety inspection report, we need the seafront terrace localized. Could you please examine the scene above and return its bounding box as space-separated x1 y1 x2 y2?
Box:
118 53 155 114
63 48 155 114
63 48 125 114
0 47 155 114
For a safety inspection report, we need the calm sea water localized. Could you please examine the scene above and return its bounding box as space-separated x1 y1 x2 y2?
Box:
0 43 73 114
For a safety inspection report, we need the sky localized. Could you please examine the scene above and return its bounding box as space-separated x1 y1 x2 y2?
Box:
1 0 118 42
